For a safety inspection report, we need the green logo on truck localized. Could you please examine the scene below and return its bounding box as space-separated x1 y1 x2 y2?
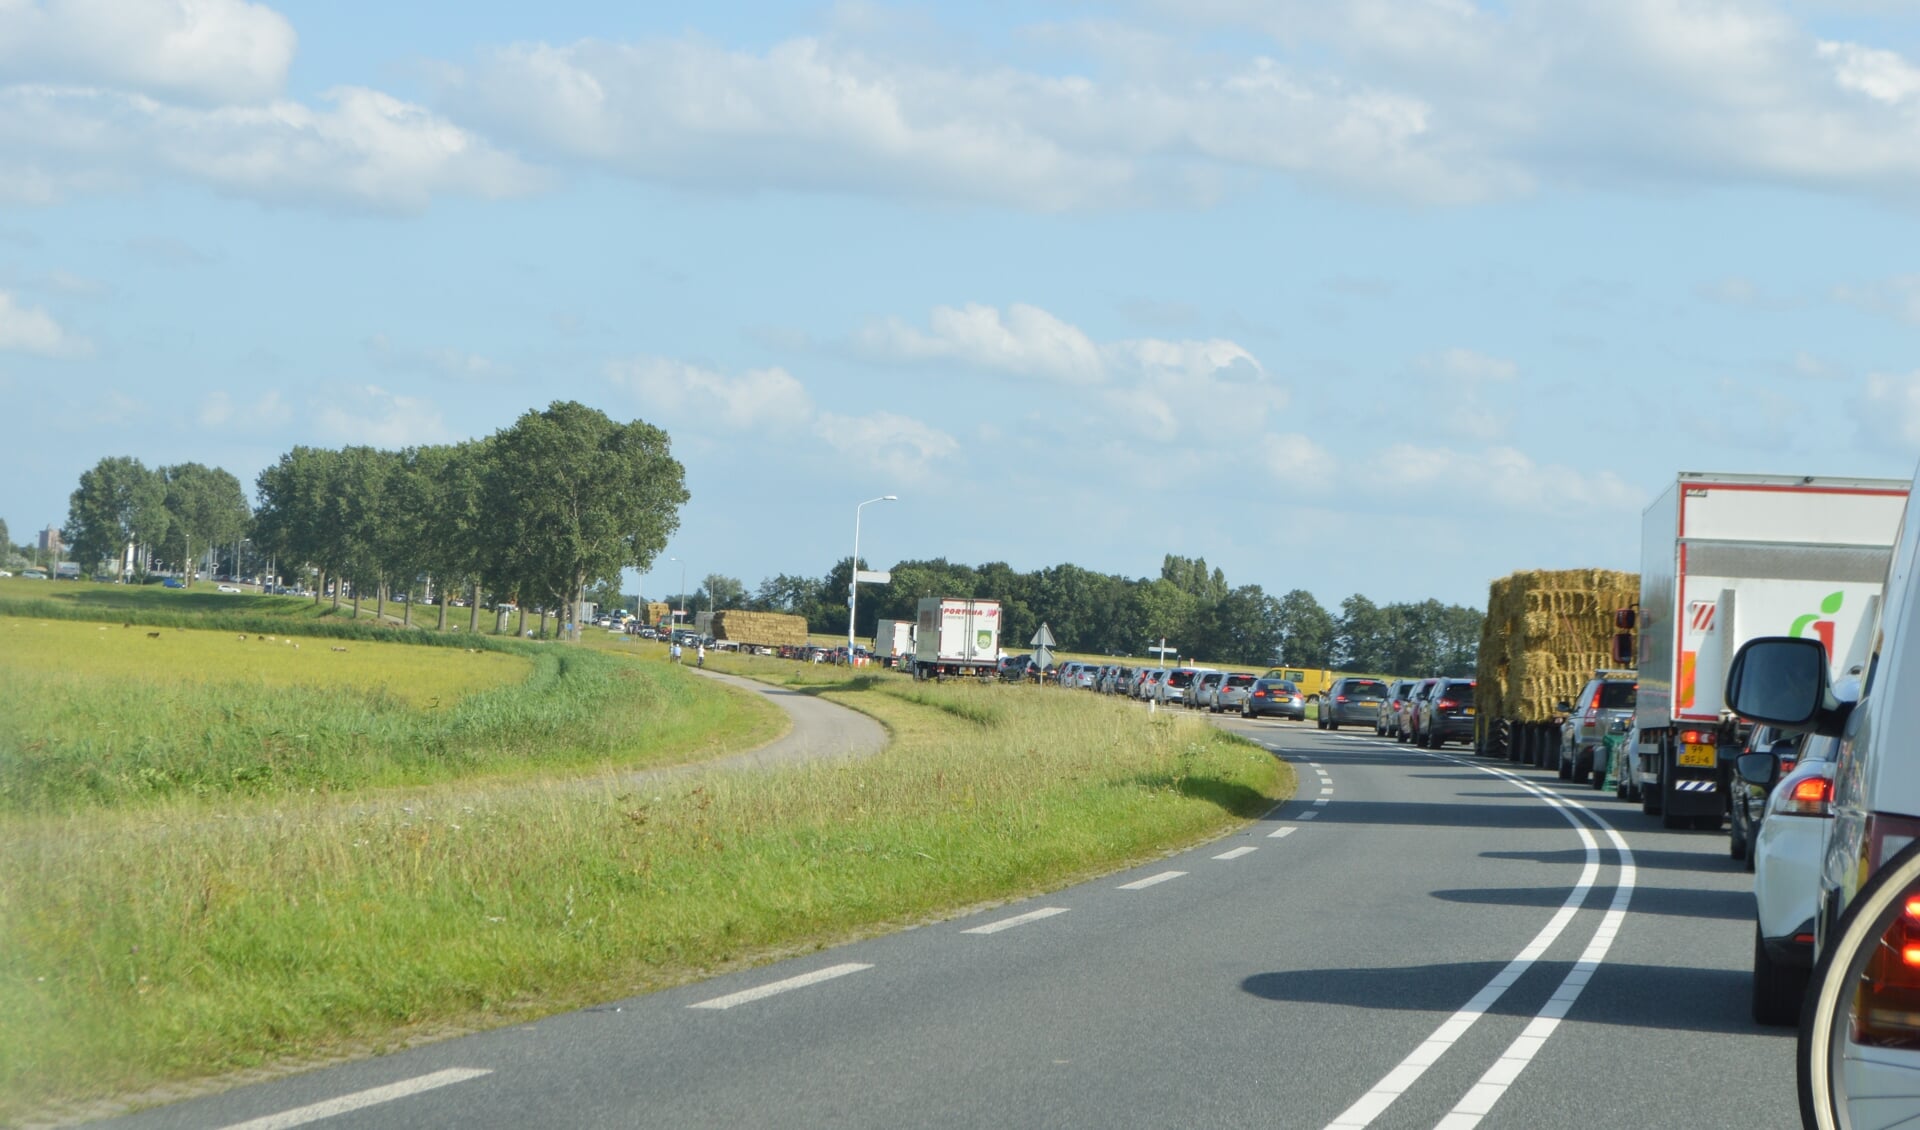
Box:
1790 591 1845 655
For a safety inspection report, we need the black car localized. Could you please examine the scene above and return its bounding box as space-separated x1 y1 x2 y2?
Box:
1319 677 1389 730
1243 678 1305 720
1729 724 1803 867
1418 677 1477 748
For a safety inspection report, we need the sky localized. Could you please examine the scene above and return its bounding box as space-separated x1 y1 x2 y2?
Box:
3 0 1920 611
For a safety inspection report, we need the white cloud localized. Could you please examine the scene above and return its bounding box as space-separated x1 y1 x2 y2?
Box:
1429 347 1517 383
857 303 1106 385
0 85 545 211
813 410 961 480
1835 275 1920 325
1820 41 1920 105
313 385 449 448
1856 372 1920 454
0 0 296 104
197 388 290 430
0 289 89 357
1260 433 1334 488
605 354 957 478
1368 442 1641 514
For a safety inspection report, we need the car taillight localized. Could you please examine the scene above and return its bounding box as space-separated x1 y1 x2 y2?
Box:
1438 699 1457 711
1253 690 1266 697
1775 775 1834 817
1336 695 1348 702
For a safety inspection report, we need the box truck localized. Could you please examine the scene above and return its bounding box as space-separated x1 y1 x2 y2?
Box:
909 598 1001 680
1635 472 1908 829
873 619 915 668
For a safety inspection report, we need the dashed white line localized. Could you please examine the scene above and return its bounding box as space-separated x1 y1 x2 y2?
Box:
1118 870 1187 890
1314 798 1330 806
962 906 1069 935
1267 826 1297 840
1320 786 1335 795
1214 846 1258 860
688 963 873 1010
1297 810 1319 820
216 1069 492 1130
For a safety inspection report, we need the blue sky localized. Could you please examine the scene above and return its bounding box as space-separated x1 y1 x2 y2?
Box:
4 0 1920 610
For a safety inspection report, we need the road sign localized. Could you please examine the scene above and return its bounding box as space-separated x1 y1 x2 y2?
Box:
1033 645 1054 670
1031 623 1057 648
854 570 892 584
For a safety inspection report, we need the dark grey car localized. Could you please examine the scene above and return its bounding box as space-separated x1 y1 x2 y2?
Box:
1319 677 1390 730
1557 674 1637 785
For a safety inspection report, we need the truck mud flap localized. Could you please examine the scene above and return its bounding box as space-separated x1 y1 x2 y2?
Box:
1665 775 1721 816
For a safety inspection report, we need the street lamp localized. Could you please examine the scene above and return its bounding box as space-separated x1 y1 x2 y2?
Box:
849 495 898 662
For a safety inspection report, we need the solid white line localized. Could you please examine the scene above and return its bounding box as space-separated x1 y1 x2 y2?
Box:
1214 846 1258 860
1433 813 1637 1129
1268 826 1297 840
961 906 1069 935
688 962 873 1009
216 1069 492 1130
1323 782 1602 1130
1118 870 1187 890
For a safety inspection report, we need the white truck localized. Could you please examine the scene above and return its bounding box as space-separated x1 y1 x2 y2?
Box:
1635 472 1908 829
909 597 1001 680
873 619 915 668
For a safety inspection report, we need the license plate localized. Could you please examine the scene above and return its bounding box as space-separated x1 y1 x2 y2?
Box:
1464 706 1475 715
1679 742 1715 768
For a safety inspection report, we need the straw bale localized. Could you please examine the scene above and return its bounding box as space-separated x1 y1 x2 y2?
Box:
645 602 671 625
711 610 808 647
1477 568 1638 723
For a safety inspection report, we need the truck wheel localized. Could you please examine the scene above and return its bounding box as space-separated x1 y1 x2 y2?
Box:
1752 924 1806 1026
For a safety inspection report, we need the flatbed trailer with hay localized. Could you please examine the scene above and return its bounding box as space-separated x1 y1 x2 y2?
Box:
1476 569 1641 769
708 610 810 653
1633 472 1907 828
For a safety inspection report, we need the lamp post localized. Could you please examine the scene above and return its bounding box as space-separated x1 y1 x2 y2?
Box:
849 495 898 663
669 555 686 634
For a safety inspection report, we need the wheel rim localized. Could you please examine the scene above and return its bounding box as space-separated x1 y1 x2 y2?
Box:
1804 842 1920 1129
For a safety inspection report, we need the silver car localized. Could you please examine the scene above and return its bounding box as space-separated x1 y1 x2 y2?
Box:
1213 672 1259 713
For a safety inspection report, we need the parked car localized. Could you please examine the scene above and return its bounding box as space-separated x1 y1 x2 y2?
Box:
1156 667 1210 706
216 583 242 593
1190 671 1227 710
1320 677 1389 730
1241 678 1304 720
1378 679 1418 737
1397 678 1439 742
1212 672 1258 713
1417 677 1477 748
1742 731 1838 1024
1728 724 1803 866
1557 673 1638 785
1100 665 1133 695
1136 668 1168 700
20 568 48 580
160 576 184 588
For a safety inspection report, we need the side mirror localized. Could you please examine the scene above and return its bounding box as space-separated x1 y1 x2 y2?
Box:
1724 636 1832 731
1555 700 1573 713
1736 751 1780 789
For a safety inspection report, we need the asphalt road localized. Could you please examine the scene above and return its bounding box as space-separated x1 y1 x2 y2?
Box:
92 715 1792 1130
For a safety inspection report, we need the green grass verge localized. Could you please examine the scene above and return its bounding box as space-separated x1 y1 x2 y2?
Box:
0 652 1288 1121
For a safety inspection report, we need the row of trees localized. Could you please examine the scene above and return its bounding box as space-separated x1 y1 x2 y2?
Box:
62 401 690 640
682 554 1482 674
59 458 251 581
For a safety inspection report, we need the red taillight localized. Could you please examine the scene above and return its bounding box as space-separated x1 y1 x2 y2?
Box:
1776 775 1834 817
1438 699 1458 711
1336 695 1348 702
1792 777 1833 804
1253 690 1267 698
1680 729 1711 745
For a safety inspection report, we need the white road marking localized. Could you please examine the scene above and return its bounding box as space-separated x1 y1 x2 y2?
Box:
962 907 1069 935
1320 786 1334 795
688 963 873 1009
1213 846 1258 860
1324 783 1603 1130
1297 810 1319 820
216 1069 491 1130
1118 871 1187 890
1434 815 1637 1129
1267 827 1296 840
1314 798 1330 806
1308 762 1322 768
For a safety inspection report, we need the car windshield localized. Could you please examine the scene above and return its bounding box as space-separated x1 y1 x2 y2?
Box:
1600 682 1637 710
1225 674 1256 687
1444 684 1476 705
1345 681 1386 697
1168 671 1197 687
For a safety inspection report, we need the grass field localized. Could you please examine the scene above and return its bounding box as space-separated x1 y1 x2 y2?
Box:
0 643 1288 1121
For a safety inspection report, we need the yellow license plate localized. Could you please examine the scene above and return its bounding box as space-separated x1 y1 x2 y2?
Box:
1679 742 1715 768
1465 707 1475 715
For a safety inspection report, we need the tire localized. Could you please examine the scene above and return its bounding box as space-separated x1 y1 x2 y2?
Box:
1799 840 1920 1129
1751 924 1805 1026
1431 730 1445 749
1729 805 1749 861
1616 763 1631 800
1591 757 1607 790
1557 747 1573 780
1642 777 1662 814
1397 725 1409 744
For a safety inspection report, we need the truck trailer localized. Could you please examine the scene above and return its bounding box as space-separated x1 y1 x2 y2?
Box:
1635 472 1907 829
909 598 1001 680
873 619 915 668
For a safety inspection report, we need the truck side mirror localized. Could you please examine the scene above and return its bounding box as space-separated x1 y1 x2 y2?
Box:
1724 636 1831 730
1735 751 1780 789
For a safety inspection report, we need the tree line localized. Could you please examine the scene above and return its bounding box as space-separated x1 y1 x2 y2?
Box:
59 401 689 640
682 553 1483 674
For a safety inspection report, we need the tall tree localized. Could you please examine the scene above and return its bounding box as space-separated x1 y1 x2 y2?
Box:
64 455 167 577
484 401 688 641
1337 594 1392 671
1274 589 1336 668
699 574 747 612
254 446 343 602
159 463 250 587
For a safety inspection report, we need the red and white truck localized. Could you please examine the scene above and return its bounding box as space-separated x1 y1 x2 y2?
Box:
1635 472 1908 829
909 598 1001 680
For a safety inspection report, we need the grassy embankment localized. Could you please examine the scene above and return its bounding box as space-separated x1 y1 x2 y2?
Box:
1 597 1289 1122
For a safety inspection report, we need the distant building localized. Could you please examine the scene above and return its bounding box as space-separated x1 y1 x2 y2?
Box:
38 525 62 558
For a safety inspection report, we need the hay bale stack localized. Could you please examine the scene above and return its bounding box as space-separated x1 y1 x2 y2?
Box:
645 602 671 625
1478 568 1639 724
711 610 809 647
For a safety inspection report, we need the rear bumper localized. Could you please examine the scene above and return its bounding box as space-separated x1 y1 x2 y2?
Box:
1435 716 1476 739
